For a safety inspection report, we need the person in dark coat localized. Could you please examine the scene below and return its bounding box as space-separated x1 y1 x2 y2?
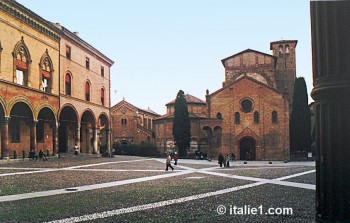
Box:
38 149 47 161
218 153 224 167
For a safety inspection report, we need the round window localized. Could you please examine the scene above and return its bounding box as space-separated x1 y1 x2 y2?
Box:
241 99 253 113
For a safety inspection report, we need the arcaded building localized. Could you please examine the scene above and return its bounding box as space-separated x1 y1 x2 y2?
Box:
57 26 114 155
110 99 160 145
0 1 61 158
0 1 114 158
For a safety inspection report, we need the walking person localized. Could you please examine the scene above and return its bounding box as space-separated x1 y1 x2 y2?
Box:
174 152 178 165
165 154 174 171
218 153 224 167
225 154 230 167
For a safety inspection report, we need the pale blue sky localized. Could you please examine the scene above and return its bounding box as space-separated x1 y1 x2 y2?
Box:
17 0 313 114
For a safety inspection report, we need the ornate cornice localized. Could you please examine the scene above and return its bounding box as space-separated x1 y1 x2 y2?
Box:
0 1 61 41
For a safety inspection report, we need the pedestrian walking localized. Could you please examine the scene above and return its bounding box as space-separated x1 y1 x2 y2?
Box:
225 154 230 167
218 153 224 167
165 154 174 171
174 152 178 165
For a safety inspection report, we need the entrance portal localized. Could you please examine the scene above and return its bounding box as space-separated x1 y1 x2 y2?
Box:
239 137 256 160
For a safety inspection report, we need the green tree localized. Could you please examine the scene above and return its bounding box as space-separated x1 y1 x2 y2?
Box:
172 90 191 157
290 77 312 152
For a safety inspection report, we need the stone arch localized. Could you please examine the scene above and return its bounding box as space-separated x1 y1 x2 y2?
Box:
7 96 35 121
58 103 79 125
97 112 110 154
34 102 57 122
9 101 35 152
58 104 79 153
0 95 7 116
37 106 57 154
81 108 96 127
98 112 109 128
81 109 97 154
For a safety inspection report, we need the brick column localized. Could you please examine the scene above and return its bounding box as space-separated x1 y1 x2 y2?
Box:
30 120 37 151
76 126 81 153
93 127 98 154
52 122 58 156
1 117 9 159
311 1 350 222
106 128 111 153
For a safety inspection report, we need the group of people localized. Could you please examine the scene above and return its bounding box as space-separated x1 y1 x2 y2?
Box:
218 153 235 167
29 149 47 161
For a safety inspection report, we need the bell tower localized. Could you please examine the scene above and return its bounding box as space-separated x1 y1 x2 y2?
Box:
270 40 298 112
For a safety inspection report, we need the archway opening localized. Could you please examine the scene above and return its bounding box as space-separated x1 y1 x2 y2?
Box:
37 107 56 155
98 114 109 154
81 110 95 154
239 137 256 160
59 106 78 153
10 102 34 153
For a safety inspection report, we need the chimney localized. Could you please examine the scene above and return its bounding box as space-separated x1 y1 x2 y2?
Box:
73 32 79 36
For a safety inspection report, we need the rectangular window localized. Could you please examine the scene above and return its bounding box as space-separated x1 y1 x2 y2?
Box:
16 70 24 85
101 67 104 77
66 45 71 59
86 57 90 69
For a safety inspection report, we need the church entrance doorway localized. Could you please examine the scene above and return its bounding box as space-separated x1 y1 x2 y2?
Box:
239 137 256 160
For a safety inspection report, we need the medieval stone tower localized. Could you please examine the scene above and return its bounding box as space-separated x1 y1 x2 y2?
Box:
270 40 297 112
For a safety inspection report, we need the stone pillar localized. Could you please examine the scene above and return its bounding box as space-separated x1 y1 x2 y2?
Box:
93 127 98 154
106 128 111 153
1 117 9 159
76 126 81 153
30 120 37 151
311 1 350 222
52 122 58 156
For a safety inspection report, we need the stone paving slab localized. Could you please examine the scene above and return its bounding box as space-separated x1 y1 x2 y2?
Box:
88 184 315 223
0 169 167 196
211 166 315 179
0 173 251 223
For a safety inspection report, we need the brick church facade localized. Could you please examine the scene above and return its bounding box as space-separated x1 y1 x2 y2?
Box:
152 40 297 160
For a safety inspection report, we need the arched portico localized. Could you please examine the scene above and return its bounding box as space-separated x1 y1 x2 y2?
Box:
37 107 57 155
9 102 35 154
58 105 78 153
98 113 110 154
0 103 7 159
81 109 96 154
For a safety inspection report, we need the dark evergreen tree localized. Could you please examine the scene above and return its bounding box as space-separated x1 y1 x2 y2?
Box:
290 77 312 152
172 90 191 157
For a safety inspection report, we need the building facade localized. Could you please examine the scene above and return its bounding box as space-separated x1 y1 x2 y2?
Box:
110 99 160 146
57 26 114 155
0 0 61 159
0 1 113 159
153 94 212 156
153 41 296 160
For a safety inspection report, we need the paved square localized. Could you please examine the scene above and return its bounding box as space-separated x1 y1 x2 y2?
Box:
0 156 315 222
